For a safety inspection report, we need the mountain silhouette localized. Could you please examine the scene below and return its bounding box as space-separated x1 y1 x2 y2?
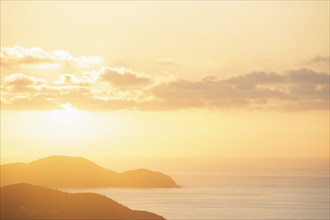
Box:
1 156 179 188
1 183 165 219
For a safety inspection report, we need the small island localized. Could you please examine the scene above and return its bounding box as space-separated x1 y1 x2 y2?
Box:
0 156 180 188
1 183 165 219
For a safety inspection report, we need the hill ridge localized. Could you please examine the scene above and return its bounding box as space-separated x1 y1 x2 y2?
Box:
1 183 166 219
1 155 180 188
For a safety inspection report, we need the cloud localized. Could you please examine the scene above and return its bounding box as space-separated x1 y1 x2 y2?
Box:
1 95 58 111
2 73 47 93
224 71 284 89
287 68 329 84
1 47 328 111
148 77 285 110
148 69 329 111
309 55 330 64
2 68 328 111
0 46 102 68
54 73 95 86
98 67 153 87
1 70 147 111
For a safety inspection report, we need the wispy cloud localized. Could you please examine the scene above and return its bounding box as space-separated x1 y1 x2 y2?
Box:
309 55 330 64
0 46 103 68
98 67 153 87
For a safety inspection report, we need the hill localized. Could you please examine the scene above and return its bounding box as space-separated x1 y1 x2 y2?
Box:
0 183 165 219
0 156 179 188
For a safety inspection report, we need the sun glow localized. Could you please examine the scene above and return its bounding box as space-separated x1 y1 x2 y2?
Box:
49 103 81 124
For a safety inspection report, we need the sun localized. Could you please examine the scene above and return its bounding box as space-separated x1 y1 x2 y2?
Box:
49 103 81 124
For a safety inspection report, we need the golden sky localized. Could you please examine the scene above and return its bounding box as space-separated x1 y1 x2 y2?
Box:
0 1 329 163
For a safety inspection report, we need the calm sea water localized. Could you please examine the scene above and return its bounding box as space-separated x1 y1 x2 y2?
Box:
63 170 329 220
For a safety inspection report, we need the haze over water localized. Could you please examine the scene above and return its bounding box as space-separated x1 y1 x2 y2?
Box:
1 1 329 219
64 157 329 219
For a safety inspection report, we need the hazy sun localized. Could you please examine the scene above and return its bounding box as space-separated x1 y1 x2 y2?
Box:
49 103 81 124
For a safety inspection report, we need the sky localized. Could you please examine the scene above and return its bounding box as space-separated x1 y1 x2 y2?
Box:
0 1 329 164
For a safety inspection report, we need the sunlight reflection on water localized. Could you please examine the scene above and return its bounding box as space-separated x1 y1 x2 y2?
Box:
62 173 329 219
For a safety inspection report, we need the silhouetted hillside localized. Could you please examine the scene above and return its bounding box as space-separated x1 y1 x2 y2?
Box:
0 183 165 219
0 156 179 188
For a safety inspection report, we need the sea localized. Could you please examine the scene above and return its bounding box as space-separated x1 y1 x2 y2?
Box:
63 158 329 220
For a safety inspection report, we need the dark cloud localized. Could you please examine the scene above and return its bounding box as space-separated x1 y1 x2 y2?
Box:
148 69 329 110
225 71 284 90
309 55 330 64
287 68 329 84
149 78 287 110
2 73 47 93
99 67 152 87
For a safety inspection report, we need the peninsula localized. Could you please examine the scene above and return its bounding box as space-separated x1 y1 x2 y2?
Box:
0 156 179 188
1 183 165 219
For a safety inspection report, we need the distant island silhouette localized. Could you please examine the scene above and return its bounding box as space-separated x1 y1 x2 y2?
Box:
1 183 166 219
1 156 179 188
